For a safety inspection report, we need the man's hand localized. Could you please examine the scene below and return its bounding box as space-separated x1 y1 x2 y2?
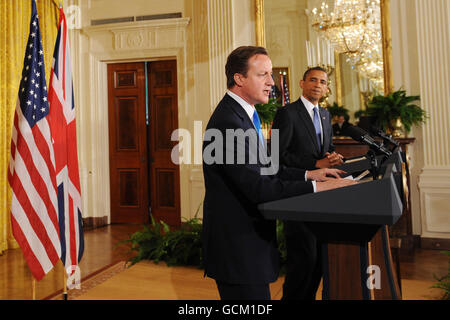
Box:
315 152 344 168
307 168 346 182
316 178 357 192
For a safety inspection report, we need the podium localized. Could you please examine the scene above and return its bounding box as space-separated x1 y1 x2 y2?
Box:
259 155 406 300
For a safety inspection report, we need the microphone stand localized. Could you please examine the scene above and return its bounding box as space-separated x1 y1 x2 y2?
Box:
366 149 379 180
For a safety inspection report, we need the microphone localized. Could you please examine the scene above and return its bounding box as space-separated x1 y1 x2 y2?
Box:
346 126 392 157
370 125 400 147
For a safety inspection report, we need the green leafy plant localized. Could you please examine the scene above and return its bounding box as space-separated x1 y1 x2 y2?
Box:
366 89 427 133
277 220 287 275
117 207 290 274
117 209 203 268
255 98 282 125
432 250 450 300
327 102 350 120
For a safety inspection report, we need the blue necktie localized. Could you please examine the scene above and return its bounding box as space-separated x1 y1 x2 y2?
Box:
313 107 322 152
252 110 265 149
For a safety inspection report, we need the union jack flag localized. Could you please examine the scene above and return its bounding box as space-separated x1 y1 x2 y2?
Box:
8 0 61 281
48 6 84 274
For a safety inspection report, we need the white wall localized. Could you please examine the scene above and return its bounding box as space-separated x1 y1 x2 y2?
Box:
86 0 185 21
65 0 256 223
391 0 450 240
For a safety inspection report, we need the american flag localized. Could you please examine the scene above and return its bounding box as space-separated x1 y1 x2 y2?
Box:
280 72 290 106
48 6 84 273
270 75 277 100
8 0 61 281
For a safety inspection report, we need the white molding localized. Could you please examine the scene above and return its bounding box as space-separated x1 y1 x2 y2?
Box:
412 0 450 239
83 18 191 33
78 18 190 221
418 167 450 188
418 168 450 238
189 167 204 219
207 0 234 112
415 0 450 167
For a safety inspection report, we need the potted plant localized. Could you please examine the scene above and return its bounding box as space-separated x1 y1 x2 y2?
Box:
255 97 282 138
327 102 350 121
255 97 282 126
366 89 428 136
116 204 204 268
432 250 450 300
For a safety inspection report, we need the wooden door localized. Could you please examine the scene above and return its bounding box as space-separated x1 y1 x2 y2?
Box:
148 60 181 226
108 63 149 224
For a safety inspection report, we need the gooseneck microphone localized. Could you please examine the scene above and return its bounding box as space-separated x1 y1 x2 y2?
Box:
369 125 400 147
346 126 392 157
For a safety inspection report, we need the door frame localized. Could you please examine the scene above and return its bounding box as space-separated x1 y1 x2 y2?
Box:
105 57 183 226
88 50 188 225
79 19 190 226
106 59 182 225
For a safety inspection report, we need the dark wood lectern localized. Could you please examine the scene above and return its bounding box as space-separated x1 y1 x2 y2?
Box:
334 137 416 260
259 157 405 300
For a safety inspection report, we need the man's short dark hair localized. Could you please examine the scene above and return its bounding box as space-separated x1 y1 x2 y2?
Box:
303 66 328 81
225 46 268 89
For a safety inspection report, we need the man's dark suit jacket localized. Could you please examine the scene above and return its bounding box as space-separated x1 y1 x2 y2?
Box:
202 93 314 285
272 98 335 170
332 121 351 136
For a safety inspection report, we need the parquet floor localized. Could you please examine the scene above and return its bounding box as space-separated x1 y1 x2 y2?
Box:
0 224 447 300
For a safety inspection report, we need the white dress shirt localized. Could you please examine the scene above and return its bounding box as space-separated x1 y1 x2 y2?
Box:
301 95 323 145
226 91 316 192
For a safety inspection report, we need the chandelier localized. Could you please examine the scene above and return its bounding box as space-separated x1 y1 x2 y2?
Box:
356 53 384 90
309 0 384 88
309 0 381 59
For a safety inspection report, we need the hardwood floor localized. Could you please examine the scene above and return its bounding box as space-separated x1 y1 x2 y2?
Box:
0 224 142 300
0 224 447 300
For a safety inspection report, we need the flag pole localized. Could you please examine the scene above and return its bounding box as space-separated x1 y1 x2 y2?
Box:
63 270 68 300
32 278 36 300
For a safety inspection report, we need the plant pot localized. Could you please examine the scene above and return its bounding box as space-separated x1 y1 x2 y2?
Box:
387 118 404 137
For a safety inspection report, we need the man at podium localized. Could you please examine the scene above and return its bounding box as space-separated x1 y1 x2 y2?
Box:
202 47 356 300
271 67 344 300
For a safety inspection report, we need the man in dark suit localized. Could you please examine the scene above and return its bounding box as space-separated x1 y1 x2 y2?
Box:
271 67 345 300
333 115 352 136
202 48 355 300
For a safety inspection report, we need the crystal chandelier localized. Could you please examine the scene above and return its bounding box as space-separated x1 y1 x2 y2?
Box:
309 0 381 59
357 54 384 91
309 0 383 89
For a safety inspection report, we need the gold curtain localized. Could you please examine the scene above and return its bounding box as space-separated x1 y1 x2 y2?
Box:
0 0 59 255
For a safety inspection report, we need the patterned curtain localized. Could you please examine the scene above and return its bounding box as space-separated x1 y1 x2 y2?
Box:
0 0 59 254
